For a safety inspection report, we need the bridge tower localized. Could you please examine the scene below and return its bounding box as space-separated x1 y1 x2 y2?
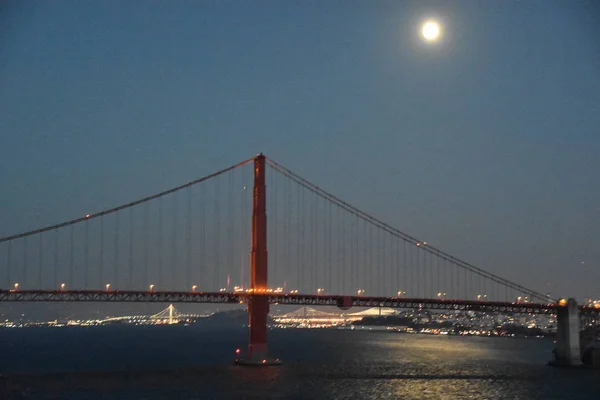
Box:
236 153 280 366
552 298 582 367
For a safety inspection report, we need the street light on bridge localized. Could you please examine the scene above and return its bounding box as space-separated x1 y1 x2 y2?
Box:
60 283 65 291
192 285 197 292
105 284 111 291
149 284 154 292
357 289 365 296
13 282 19 291
397 290 406 297
317 288 325 295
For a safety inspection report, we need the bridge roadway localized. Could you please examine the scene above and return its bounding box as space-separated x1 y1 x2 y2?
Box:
4 289 598 316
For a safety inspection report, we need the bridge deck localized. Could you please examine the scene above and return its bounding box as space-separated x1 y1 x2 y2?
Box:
1 290 590 315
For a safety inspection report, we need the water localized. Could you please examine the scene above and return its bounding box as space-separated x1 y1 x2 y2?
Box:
1 326 598 399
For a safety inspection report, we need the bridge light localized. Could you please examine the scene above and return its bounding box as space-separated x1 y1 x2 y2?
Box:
85 214 90 218
558 298 567 307
149 284 154 292
60 283 65 291
13 282 19 291
192 285 197 292
236 348 241 354
105 284 111 291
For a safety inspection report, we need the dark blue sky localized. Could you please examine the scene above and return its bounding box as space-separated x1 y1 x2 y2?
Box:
1 1 599 299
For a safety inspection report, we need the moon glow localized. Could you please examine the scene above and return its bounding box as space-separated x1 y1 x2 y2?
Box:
422 20 441 41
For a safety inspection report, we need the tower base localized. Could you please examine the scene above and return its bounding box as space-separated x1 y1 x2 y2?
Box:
234 344 281 366
234 357 282 366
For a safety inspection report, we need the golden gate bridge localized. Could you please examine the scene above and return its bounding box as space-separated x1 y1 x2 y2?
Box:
0 154 598 366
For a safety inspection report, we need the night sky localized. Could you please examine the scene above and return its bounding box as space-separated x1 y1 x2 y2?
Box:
1 1 599 300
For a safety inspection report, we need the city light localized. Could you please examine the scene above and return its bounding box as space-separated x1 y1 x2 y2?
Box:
105 284 111 291
289 289 299 294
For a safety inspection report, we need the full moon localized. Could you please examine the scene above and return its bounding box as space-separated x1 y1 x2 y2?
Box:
422 20 441 41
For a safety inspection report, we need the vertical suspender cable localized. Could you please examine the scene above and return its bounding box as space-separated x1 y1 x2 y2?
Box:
84 220 89 289
213 177 221 291
403 240 407 295
284 173 290 291
171 193 177 291
436 254 440 295
313 191 318 292
23 236 28 287
229 171 234 289
296 183 300 291
143 202 148 289
186 186 192 291
158 197 163 290
38 233 43 288
129 207 133 290
114 212 119 289
339 206 344 294
300 187 304 292
69 224 74 288
7 241 12 288
200 184 205 290
55 228 59 288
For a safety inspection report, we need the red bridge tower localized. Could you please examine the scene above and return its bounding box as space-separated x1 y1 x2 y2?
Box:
235 153 280 366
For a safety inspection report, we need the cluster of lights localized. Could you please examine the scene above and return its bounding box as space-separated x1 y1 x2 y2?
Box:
586 299 600 309
476 294 488 301
357 289 366 296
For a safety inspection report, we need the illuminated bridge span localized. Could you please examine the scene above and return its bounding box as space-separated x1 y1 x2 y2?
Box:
0 154 597 366
101 304 207 325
